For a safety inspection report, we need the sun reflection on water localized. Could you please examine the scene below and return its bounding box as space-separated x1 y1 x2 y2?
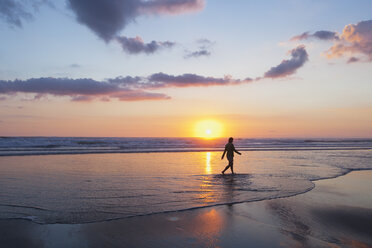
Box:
205 152 212 174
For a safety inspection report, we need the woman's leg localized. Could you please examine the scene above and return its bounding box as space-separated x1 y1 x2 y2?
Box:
222 164 230 174
230 160 234 174
222 158 233 174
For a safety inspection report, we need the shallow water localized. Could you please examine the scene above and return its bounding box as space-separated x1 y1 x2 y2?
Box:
0 148 371 224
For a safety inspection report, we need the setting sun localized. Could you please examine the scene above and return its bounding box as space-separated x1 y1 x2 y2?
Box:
194 120 224 139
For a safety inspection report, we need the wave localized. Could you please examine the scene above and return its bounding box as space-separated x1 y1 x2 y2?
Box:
1 137 371 156
1 147 372 156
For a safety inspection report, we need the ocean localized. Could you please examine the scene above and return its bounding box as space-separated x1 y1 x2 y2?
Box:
1 137 372 156
0 137 371 224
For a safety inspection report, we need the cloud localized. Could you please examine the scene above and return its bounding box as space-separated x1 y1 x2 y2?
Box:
106 73 249 89
197 38 212 44
184 38 214 58
313 31 339 40
184 49 210 58
68 0 138 42
147 72 249 88
325 20 372 61
0 0 33 27
68 0 205 42
69 63 81 68
116 36 175 54
107 76 143 85
0 72 254 102
1 0 204 44
347 57 360 64
0 78 118 95
0 0 52 28
0 77 169 101
0 44 312 102
263 45 308 79
112 90 171 101
291 31 339 41
139 0 205 15
108 73 253 88
71 95 95 102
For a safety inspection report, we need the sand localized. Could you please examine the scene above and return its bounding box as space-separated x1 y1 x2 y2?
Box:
1 170 371 248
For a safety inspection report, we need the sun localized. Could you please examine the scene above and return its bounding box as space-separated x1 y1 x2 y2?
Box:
194 120 224 139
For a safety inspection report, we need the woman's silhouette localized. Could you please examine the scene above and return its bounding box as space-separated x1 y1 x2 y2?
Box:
221 137 241 174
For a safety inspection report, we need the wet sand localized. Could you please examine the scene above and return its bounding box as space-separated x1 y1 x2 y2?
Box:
1 170 371 248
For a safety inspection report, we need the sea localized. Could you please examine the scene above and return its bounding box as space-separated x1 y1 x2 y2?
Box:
0 137 371 224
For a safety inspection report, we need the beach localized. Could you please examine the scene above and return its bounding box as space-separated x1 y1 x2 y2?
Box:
1 0 371 247
0 170 371 247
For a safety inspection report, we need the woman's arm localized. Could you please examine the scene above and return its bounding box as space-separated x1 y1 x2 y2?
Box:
221 149 226 159
233 145 241 155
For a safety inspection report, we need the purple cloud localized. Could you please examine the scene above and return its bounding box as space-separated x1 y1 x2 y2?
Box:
347 57 360 63
0 49 312 103
0 77 169 102
68 0 205 42
112 91 171 101
138 0 205 15
1 0 204 43
264 45 308 79
291 31 339 41
0 72 255 102
0 78 119 95
312 31 339 40
116 36 175 54
68 0 138 42
107 76 143 85
147 72 248 88
184 49 210 58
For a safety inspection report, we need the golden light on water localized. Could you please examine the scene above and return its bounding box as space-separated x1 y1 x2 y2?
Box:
205 152 212 174
194 120 224 139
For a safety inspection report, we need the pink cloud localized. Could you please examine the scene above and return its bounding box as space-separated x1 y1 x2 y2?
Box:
325 20 372 61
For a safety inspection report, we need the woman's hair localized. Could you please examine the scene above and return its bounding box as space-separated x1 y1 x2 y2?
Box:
228 137 233 143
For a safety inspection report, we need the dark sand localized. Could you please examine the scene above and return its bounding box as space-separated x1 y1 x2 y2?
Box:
1 170 371 248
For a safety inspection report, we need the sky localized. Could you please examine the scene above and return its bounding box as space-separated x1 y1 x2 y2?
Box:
0 0 371 138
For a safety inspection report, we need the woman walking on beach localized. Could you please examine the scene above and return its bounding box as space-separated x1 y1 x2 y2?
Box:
221 137 241 175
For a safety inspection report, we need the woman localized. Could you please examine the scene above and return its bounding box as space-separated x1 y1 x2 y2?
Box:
221 137 241 174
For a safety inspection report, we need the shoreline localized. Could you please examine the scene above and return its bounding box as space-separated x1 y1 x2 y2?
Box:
1 170 371 247
1 168 371 225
